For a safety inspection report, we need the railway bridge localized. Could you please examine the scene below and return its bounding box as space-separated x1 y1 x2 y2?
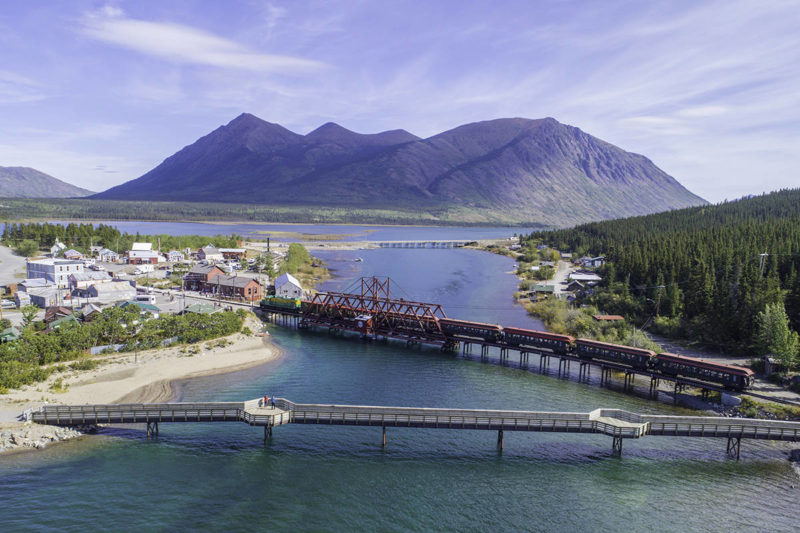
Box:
260 278 778 406
30 398 800 459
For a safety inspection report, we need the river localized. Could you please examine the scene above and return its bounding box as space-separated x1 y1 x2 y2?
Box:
1 228 798 532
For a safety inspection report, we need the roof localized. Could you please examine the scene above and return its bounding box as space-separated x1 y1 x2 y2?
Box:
27 258 83 266
50 314 79 328
187 264 224 276
79 303 103 316
119 301 161 312
19 278 55 289
70 271 111 282
183 303 218 315
275 272 301 288
200 244 221 254
131 242 153 251
129 250 160 258
593 314 624 321
167 250 184 255
209 274 260 289
218 248 246 253
569 273 602 282
532 285 555 293
98 248 118 255
64 249 82 256
90 281 136 294
0 327 21 340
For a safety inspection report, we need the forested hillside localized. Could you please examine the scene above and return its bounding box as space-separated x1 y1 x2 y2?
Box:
526 189 800 355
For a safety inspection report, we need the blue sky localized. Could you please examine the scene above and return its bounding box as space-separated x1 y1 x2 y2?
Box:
1 1 798 201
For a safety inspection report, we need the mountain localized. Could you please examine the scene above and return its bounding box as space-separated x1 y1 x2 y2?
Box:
93 113 706 225
0 166 93 198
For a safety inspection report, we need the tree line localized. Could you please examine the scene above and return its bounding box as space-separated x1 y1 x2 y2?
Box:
2 221 243 255
525 189 800 365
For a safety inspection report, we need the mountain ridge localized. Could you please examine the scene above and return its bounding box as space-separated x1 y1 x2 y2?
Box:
93 114 706 225
0 166 93 198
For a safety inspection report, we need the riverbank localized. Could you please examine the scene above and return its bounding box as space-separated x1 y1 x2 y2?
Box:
0 315 281 455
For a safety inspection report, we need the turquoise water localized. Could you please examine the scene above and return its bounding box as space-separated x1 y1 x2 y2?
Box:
1 247 798 532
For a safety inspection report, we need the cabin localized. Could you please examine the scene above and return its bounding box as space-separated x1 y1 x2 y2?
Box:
184 264 226 291
275 272 303 298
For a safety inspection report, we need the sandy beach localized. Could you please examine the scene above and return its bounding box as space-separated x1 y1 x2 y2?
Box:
0 316 282 425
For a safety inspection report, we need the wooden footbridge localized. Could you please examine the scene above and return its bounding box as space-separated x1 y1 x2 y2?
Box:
30 398 800 459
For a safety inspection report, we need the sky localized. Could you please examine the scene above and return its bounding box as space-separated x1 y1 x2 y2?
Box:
0 0 798 201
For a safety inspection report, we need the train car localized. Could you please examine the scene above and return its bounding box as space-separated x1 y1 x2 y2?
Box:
260 296 302 311
574 338 656 370
502 327 574 355
438 318 502 343
653 352 755 391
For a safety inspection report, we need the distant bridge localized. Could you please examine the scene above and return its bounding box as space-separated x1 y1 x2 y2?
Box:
376 240 474 249
31 398 800 459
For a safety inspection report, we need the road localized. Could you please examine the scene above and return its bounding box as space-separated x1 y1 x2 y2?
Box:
0 245 27 286
552 260 577 296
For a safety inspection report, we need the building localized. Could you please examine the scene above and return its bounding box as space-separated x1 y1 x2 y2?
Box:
18 278 56 292
44 306 73 323
78 303 103 322
208 274 262 302
565 280 585 293
166 250 184 263
197 245 224 262
49 314 80 330
582 256 606 268
69 271 112 294
63 249 83 260
219 248 246 260
27 287 60 308
128 242 161 264
26 258 84 288
182 303 218 315
97 248 120 263
14 291 30 307
50 238 66 257
88 281 137 304
568 272 603 284
119 300 161 319
592 314 624 322
0 327 20 343
275 272 303 298
184 264 225 291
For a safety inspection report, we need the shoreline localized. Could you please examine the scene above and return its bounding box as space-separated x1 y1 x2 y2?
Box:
0 316 282 455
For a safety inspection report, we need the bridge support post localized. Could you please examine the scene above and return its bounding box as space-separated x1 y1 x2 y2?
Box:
612 436 623 457
264 424 273 443
726 437 741 460
481 345 489 360
146 421 159 438
649 377 659 399
497 429 504 451
382 426 386 447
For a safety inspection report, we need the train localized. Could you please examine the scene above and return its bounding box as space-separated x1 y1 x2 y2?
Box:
259 298 755 391
433 318 754 391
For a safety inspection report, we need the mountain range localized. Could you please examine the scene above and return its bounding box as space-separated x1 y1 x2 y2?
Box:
0 166 93 198
93 114 706 225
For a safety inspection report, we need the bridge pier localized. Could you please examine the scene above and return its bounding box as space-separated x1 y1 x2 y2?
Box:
726 437 741 460
382 425 386 447
579 362 590 381
599 366 611 386
558 357 570 376
673 382 686 404
500 348 509 363
146 421 159 438
264 425 273 443
623 371 635 392
497 429 504 451
519 351 529 366
649 377 660 399
540 354 550 371
612 436 623 457
480 345 489 360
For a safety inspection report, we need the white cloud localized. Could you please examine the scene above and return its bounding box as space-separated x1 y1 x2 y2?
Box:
0 70 47 104
80 7 327 73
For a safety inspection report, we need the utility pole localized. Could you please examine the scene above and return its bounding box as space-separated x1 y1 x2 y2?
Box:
759 252 769 276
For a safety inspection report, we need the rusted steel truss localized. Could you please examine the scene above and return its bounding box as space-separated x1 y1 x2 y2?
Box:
301 277 448 342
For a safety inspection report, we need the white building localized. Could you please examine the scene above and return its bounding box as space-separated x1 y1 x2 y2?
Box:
166 250 184 262
198 245 223 262
26 258 84 289
50 238 66 257
582 256 606 268
98 248 120 262
69 271 112 294
88 281 137 304
128 242 162 264
274 272 303 298
568 272 603 284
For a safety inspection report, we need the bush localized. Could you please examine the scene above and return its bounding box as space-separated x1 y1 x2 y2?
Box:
13 239 39 257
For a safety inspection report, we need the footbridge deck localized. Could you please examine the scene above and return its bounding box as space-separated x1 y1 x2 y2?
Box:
29 399 800 458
